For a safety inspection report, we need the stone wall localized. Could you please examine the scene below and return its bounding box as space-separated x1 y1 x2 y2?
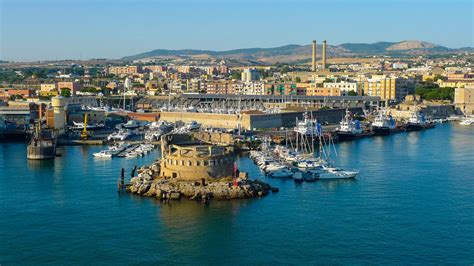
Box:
192 132 234 146
390 105 455 120
160 112 240 129
160 108 363 130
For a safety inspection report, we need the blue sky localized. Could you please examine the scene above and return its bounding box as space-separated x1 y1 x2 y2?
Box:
1 0 473 61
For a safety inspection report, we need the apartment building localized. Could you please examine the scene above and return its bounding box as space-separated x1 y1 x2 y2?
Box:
57 81 81 95
455 84 474 115
108 66 143 75
206 80 235 94
323 82 360 96
363 75 414 100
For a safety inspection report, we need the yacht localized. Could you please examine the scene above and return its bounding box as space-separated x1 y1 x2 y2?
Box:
335 109 363 141
122 120 142 129
93 150 112 158
371 108 396 136
269 168 294 178
185 121 201 131
107 129 131 141
321 165 359 179
459 118 474 126
71 121 105 130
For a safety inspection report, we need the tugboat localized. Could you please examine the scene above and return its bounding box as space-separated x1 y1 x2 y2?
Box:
405 111 431 131
294 112 321 136
335 109 363 141
371 108 396 136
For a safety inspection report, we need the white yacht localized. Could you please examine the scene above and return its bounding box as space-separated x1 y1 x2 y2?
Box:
107 129 131 141
93 150 112 158
459 118 474 126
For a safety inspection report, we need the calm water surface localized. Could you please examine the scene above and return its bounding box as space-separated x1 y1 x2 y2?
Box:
1 123 473 264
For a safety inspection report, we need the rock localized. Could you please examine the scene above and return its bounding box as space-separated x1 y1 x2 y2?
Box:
271 187 279 193
169 192 181 200
138 182 151 195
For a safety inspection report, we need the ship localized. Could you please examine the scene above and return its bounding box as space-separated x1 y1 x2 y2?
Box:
371 108 396 136
335 109 363 141
405 111 434 131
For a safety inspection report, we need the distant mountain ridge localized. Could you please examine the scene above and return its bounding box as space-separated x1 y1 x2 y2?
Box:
122 40 470 63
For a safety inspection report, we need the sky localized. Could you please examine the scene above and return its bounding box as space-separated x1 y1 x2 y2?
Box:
0 0 473 61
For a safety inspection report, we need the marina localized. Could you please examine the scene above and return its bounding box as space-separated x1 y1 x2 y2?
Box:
1 123 472 264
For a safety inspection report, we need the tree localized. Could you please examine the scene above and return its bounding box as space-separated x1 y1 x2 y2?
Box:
295 76 301 83
60 88 71 97
347 91 358 96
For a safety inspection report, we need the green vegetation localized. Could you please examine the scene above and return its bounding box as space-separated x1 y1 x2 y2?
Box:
0 70 24 83
415 82 454 101
347 91 358 96
60 88 71 97
295 76 301 83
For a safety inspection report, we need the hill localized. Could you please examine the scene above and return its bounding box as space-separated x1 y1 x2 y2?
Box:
122 40 469 64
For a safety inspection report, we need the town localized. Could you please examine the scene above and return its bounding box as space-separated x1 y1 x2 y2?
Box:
1 40 473 141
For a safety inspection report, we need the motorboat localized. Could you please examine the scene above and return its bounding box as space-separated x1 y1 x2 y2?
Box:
292 172 304 182
185 121 201 131
459 118 474 126
93 150 112 158
71 121 105 130
269 168 293 178
297 159 320 170
107 129 131 141
321 165 359 179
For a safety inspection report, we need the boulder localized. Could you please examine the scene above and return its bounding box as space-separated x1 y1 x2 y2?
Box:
169 192 181 200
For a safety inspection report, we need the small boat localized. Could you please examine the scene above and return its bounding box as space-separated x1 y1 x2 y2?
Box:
107 129 131 141
72 121 105 130
459 118 474 126
293 172 304 182
269 168 293 178
303 173 317 182
186 121 201 131
93 150 112 158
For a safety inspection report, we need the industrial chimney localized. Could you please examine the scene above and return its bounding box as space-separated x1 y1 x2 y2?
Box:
322 40 327 70
311 40 317 72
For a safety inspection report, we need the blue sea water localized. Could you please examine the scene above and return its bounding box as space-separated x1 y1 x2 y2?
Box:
1 123 473 264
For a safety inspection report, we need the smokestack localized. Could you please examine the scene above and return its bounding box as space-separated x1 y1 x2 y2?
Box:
311 40 317 72
322 40 327 70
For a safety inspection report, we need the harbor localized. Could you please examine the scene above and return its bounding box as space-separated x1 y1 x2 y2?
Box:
1 122 473 264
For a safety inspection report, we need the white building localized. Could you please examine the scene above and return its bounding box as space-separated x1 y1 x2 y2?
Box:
241 68 260 82
323 82 360 96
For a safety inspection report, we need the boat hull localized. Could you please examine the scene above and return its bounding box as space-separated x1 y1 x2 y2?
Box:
405 123 424 131
336 131 358 141
372 126 391 136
